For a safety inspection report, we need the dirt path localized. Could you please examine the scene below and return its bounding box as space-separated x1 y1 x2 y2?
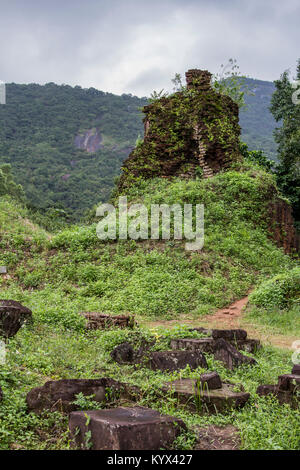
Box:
145 296 298 351
205 296 250 328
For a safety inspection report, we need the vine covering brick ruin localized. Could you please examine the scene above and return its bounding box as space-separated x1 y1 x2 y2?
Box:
117 69 299 254
118 69 241 190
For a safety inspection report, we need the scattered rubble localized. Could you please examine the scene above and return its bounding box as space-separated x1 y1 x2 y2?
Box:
171 338 215 353
188 328 261 353
172 330 259 370
0 300 32 339
69 406 186 450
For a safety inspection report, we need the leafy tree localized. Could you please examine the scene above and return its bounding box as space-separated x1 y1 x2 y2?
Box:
212 58 254 108
0 163 25 201
0 83 147 220
239 142 274 172
270 60 300 222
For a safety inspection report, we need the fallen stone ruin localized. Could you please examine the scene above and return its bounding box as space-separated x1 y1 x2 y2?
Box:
118 69 241 191
110 342 209 372
213 338 257 370
175 327 261 353
0 300 32 339
69 406 186 450
171 328 259 370
257 364 300 409
110 329 259 372
26 378 139 413
3 306 297 450
80 312 134 330
162 372 250 414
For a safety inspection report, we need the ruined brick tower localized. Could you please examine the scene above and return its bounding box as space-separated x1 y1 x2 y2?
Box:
118 69 242 190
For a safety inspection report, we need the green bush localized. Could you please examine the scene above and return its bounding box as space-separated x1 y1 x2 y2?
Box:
249 267 300 308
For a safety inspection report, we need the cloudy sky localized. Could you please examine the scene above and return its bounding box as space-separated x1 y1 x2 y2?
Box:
0 0 299 96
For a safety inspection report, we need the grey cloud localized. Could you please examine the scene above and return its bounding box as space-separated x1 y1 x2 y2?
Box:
0 0 299 95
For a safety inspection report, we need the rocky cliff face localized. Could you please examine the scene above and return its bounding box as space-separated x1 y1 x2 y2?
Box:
118 69 241 191
74 128 103 153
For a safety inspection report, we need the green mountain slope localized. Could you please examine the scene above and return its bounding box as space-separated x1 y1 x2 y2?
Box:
0 83 147 219
0 79 278 219
240 78 277 160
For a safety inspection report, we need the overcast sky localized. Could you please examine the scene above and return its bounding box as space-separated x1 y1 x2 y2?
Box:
0 0 299 96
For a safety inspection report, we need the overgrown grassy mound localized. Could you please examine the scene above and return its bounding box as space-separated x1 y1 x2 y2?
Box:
0 165 299 450
249 267 300 309
0 165 296 327
246 267 300 335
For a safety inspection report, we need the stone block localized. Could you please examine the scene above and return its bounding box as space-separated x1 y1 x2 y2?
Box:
148 350 207 372
171 338 214 353
26 378 139 413
213 339 257 370
256 384 299 408
292 364 300 375
277 374 300 392
0 300 32 339
69 406 186 450
111 342 135 364
199 372 222 390
163 379 250 413
80 312 134 330
236 338 261 353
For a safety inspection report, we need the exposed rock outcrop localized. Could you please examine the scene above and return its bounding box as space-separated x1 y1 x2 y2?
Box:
74 128 103 153
213 338 257 370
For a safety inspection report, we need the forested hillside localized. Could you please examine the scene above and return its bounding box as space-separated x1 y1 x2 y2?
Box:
0 79 277 219
240 78 277 160
0 83 147 219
